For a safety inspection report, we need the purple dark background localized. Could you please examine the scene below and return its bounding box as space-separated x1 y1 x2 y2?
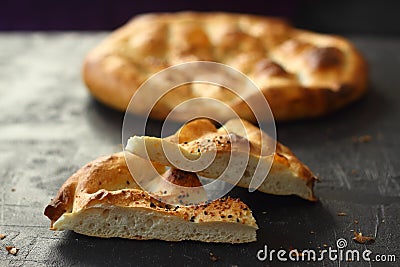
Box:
1 0 400 35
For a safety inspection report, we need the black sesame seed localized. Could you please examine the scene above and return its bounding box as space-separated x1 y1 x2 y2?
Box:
190 216 195 222
236 218 240 222
204 211 208 215
228 215 233 218
150 202 156 208
126 180 130 185
221 215 225 218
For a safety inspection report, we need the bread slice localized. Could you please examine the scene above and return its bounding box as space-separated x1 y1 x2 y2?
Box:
44 152 258 243
126 118 317 201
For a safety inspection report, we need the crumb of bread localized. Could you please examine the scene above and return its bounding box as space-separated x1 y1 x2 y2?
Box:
352 135 372 143
337 212 347 216
353 231 375 244
5 246 18 255
209 252 220 262
0 234 6 240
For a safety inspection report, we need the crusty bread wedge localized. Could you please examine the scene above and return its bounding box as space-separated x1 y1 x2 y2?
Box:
44 152 258 243
126 118 317 201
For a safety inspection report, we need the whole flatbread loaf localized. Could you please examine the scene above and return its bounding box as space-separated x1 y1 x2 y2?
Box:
83 12 368 121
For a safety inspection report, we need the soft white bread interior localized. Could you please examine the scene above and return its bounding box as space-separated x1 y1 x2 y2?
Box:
44 152 258 243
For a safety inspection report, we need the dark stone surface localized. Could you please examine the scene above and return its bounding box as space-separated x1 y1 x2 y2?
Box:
0 33 399 266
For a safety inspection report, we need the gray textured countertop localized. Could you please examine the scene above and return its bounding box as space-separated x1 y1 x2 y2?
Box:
0 33 399 266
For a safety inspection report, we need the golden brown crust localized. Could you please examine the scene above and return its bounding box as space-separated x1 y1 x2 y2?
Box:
44 152 140 225
83 12 368 121
44 152 257 231
127 118 317 200
44 172 79 227
183 119 317 200
161 168 202 187
78 189 256 226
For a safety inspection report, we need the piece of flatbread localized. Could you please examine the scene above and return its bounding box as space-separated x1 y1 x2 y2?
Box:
44 152 258 243
83 12 367 121
126 118 317 201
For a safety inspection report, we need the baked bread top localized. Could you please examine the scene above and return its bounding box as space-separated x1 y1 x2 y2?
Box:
83 12 368 121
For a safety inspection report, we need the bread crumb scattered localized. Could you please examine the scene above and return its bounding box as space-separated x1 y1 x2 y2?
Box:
209 252 220 262
353 231 375 244
354 219 359 224
0 234 6 240
5 246 18 255
352 135 372 143
11 188 15 192
310 230 315 234
337 212 347 216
